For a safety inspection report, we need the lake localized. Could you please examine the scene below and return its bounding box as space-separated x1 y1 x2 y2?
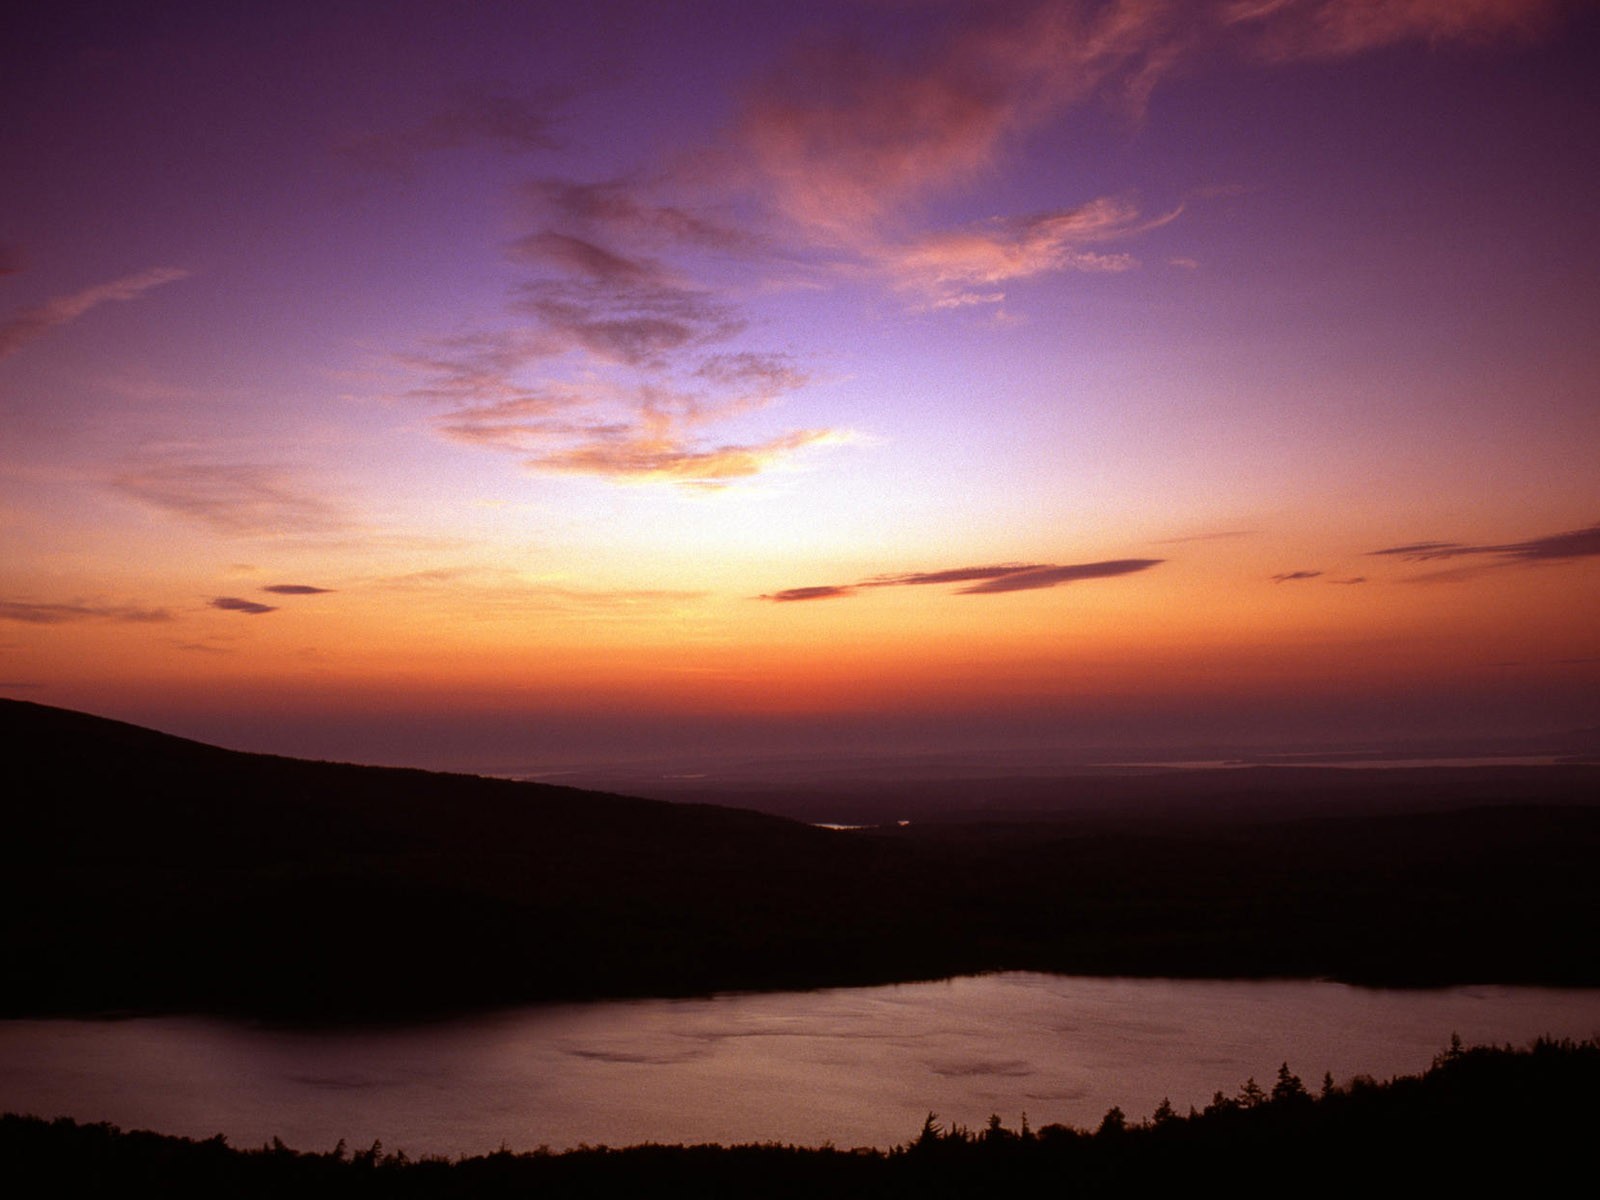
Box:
3 973 1597 1156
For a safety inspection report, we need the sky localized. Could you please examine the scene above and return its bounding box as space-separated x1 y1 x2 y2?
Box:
2 0 1597 772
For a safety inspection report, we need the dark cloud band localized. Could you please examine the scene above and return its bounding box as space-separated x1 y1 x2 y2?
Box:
1368 523 1600 564
762 557 1163 602
211 596 277 615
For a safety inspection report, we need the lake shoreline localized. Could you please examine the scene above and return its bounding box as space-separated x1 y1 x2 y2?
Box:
5 1038 1597 1195
6 974 1598 1157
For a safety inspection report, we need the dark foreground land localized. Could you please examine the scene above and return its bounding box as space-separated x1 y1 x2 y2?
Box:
4 699 1599 1020
4 1039 1596 1197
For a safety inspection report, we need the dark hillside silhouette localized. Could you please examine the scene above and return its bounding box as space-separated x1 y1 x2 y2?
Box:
4 700 1598 1020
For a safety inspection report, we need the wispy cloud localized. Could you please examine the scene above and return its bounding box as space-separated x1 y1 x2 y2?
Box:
400 155 854 489
1272 569 1324 582
523 177 753 253
412 324 842 488
506 182 756 371
531 427 849 488
761 557 1163 601
399 0 1573 489
514 277 745 369
0 600 173 624
883 199 1175 306
1153 529 1255 544
717 4 1196 312
262 584 334 595
959 559 1164 593
762 585 857 603
211 596 277 615
1368 540 1464 559
1223 0 1568 61
732 3 1183 239
398 6 1195 488
693 352 808 397
112 462 352 538
0 267 188 361
729 0 1564 262
510 231 666 287
1368 522 1600 564
865 563 1050 588
504 198 750 374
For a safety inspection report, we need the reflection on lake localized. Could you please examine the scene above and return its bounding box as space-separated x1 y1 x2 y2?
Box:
2 974 1597 1155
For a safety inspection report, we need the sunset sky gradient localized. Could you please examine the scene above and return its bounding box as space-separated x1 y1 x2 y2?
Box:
3 0 1596 770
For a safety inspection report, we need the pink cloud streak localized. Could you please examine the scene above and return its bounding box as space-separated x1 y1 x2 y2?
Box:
0 267 188 361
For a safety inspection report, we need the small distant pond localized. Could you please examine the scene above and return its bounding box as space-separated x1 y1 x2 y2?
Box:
2 973 1596 1156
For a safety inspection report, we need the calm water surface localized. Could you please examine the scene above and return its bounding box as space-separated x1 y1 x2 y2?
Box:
3 974 1597 1155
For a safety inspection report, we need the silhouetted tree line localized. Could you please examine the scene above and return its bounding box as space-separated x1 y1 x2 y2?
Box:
3 1038 1596 1197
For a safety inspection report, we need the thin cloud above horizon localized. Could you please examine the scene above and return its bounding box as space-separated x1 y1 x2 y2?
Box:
1368 522 1600 565
210 596 277 616
1153 530 1255 545
1224 0 1568 62
761 558 1163 601
0 600 173 625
